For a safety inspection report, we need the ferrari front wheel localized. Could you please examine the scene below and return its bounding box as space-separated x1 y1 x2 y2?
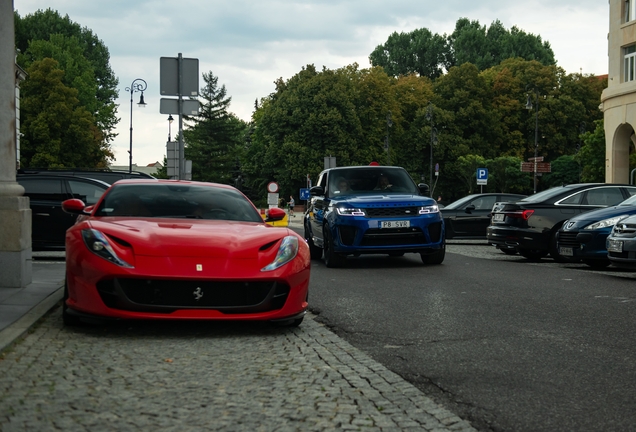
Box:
304 224 323 260
62 281 82 326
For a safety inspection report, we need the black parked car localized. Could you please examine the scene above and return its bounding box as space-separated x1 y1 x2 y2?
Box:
17 174 110 251
17 168 154 184
487 183 636 261
442 193 526 239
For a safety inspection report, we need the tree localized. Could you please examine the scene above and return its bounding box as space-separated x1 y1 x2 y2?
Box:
14 8 119 144
577 120 606 182
540 155 580 187
20 58 113 168
183 71 247 184
487 156 530 193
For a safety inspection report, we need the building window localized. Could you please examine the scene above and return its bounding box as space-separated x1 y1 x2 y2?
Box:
625 45 636 82
627 0 636 22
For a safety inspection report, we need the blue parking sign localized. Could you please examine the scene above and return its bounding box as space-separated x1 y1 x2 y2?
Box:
477 168 488 180
299 188 311 200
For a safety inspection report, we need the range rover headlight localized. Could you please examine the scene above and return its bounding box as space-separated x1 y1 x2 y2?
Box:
584 215 629 230
262 236 299 271
336 207 366 216
419 205 439 214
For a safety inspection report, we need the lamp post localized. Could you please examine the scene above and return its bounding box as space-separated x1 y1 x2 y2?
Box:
425 102 438 194
578 122 585 182
168 115 174 142
385 111 392 165
125 78 147 173
525 87 539 194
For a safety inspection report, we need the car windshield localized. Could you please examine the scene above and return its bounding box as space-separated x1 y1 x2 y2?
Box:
442 195 479 210
519 186 577 203
329 168 419 196
94 183 263 222
619 194 636 206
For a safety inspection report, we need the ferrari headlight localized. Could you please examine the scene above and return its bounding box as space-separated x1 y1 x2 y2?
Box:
336 207 366 216
82 229 133 268
419 205 439 214
262 236 298 271
584 215 629 230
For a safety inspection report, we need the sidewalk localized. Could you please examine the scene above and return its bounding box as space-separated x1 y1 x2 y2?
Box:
0 258 65 352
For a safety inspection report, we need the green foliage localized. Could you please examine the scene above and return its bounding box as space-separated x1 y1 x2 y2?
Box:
183 71 248 184
540 155 580 187
15 8 119 145
20 58 113 168
577 120 606 182
370 18 555 79
487 156 530 193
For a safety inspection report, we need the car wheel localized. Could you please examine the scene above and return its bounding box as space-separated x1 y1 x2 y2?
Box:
421 241 445 265
62 281 83 327
304 223 323 260
323 227 346 268
583 259 611 269
518 248 548 261
500 248 518 255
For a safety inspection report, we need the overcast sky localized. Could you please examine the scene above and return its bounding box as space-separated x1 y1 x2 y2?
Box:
14 0 609 168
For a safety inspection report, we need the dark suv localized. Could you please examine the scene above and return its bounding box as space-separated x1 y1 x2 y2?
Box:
17 168 154 184
303 165 444 267
17 174 110 251
487 183 636 261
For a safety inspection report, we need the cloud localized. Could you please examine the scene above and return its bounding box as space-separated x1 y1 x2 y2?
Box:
14 0 609 166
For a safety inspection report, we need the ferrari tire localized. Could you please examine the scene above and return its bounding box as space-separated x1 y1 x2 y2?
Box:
62 281 82 327
323 227 346 268
518 248 548 261
304 224 323 260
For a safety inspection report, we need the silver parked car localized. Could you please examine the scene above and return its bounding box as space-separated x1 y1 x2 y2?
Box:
606 214 636 268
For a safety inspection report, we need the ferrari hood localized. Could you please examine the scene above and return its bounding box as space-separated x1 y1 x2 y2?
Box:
87 218 289 258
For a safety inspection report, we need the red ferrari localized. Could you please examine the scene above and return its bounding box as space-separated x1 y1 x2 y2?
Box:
62 180 310 326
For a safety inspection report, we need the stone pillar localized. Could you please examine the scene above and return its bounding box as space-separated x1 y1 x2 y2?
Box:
0 0 32 287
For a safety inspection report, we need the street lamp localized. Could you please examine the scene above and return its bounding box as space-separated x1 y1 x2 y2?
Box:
125 78 147 173
385 111 393 165
168 115 174 142
578 122 585 182
425 102 438 194
525 87 539 194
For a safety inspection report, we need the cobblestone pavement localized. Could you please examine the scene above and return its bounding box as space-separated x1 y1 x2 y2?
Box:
0 305 475 431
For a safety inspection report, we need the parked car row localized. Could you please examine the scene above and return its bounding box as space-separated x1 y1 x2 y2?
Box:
486 183 636 267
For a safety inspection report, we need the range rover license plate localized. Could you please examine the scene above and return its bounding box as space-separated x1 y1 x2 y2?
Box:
381 220 410 229
559 247 573 257
608 239 623 253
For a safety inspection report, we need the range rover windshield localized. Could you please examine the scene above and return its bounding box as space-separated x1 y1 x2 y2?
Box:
329 168 419 197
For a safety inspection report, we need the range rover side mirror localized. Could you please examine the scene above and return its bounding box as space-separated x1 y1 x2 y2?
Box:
310 186 324 196
417 183 430 196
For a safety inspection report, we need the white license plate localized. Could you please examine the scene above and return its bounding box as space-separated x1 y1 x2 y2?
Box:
380 220 410 229
559 247 573 257
492 213 504 222
608 239 623 253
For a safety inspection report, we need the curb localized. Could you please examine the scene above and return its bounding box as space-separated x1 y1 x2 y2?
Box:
0 286 64 354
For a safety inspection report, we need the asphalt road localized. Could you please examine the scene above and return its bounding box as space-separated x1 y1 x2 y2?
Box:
302 241 636 432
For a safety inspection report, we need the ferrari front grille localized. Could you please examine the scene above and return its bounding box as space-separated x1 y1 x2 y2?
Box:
96 279 290 314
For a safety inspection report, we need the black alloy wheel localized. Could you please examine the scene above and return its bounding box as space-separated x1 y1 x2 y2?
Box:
518 248 549 261
323 226 346 268
500 248 518 255
421 241 445 265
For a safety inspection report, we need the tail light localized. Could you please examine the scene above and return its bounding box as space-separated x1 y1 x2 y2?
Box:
506 209 534 220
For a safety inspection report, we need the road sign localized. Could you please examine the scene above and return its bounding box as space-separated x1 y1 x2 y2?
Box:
300 188 311 200
520 162 551 173
267 182 279 193
159 99 200 115
476 168 488 185
528 156 544 162
160 57 199 96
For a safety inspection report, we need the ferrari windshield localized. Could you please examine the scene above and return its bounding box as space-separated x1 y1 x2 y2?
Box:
94 183 263 222
329 167 419 196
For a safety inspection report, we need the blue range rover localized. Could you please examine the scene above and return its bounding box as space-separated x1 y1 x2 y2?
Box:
303 165 445 267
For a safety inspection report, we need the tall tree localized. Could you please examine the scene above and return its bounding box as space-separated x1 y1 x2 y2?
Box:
14 8 119 143
20 58 113 168
183 71 246 184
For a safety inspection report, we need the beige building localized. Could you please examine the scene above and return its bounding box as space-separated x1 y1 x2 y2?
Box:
602 0 636 184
